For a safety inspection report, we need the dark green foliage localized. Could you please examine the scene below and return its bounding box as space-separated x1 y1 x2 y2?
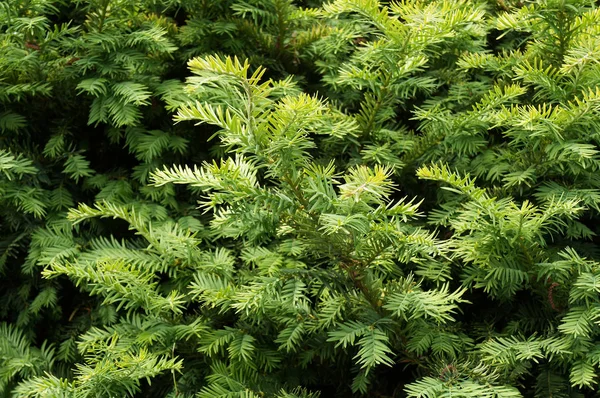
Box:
3 0 600 397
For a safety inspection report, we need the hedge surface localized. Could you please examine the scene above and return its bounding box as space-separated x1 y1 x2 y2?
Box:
2 0 600 397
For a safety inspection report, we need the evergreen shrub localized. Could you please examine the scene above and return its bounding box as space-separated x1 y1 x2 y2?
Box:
2 0 600 397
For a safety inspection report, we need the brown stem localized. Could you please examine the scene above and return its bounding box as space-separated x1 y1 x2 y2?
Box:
339 258 383 314
548 282 560 312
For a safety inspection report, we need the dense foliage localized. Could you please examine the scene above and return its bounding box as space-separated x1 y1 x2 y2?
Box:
2 0 600 396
